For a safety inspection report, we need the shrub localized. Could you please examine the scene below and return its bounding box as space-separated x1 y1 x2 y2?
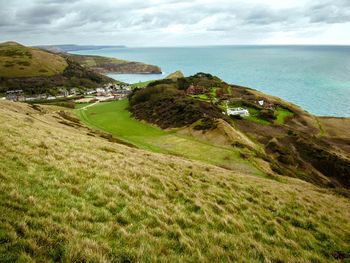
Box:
259 109 276 121
129 85 224 128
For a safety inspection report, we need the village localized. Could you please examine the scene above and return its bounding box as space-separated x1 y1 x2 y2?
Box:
2 83 133 103
2 80 280 120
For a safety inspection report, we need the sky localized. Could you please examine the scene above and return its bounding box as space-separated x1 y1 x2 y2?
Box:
0 0 350 46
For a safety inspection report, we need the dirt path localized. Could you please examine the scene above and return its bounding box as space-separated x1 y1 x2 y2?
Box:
80 101 99 110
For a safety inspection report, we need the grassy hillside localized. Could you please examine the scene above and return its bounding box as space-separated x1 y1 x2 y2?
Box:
75 100 259 174
67 53 127 66
0 42 67 77
66 54 162 74
1 100 350 262
128 74 350 190
0 42 115 95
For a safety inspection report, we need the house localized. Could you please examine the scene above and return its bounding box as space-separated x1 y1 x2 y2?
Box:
6 90 24 101
257 99 274 110
56 90 69 98
96 88 106 96
84 89 96 95
70 88 78 95
227 107 250 117
25 97 38 101
38 94 47 99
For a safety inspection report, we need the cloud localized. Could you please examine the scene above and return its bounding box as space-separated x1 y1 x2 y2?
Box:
0 0 349 45
308 0 350 24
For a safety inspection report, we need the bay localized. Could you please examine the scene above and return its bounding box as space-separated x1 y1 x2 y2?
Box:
72 45 350 116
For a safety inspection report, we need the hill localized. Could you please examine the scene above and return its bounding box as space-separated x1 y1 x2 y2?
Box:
66 54 162 74
0 41 68 78
37 44 162 74
75 99 261 174
165 70 184 80
128 73 350 191
36 44 126 53
1 99 350 262
0 42 115 95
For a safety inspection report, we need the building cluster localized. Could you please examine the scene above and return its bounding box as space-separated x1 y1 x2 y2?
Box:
5 89 78 102
4 83 132 102
84 83 132 101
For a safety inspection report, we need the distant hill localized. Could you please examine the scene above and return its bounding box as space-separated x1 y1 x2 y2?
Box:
37 44 162 75
0 42 115 95
165 70 184 80
129 73 350 191
36 44 126 53
0 41 68 78
66 53 162 74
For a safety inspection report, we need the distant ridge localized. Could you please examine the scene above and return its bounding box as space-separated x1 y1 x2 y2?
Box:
0 41 115 93
0 41 24 46
36 44 126 53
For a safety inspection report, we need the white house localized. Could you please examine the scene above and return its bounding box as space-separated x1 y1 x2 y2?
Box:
85 89 96 95
227 107 250 117
96 88 106 96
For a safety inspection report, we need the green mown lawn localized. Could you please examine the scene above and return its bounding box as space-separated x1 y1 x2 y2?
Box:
74 99 262 176
75 99 168 152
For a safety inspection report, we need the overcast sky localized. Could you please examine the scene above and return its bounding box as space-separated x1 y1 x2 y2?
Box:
0 0 350 46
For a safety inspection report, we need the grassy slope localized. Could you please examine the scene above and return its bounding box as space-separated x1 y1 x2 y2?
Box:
130 80 156 88
0 42 68 78
317 117 350 138
75 100 259 174
66 54 161 74
274 107 294 125
0 100 349 262
67 54 127 67
165 70 184 80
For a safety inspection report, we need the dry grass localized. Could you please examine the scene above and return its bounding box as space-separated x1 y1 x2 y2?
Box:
0 100 349 262
318 117 350 138
0 43 67 77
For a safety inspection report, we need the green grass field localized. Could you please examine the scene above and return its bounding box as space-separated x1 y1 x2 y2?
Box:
75 100 261 175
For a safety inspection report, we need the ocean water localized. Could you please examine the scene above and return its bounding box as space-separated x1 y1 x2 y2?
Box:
72 46 350 117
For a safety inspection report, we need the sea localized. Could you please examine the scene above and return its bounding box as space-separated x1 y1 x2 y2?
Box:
72 45 350 117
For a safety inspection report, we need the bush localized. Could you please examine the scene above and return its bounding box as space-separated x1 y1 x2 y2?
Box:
259 109 276 121
129 86 224 128
193 118 217 131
